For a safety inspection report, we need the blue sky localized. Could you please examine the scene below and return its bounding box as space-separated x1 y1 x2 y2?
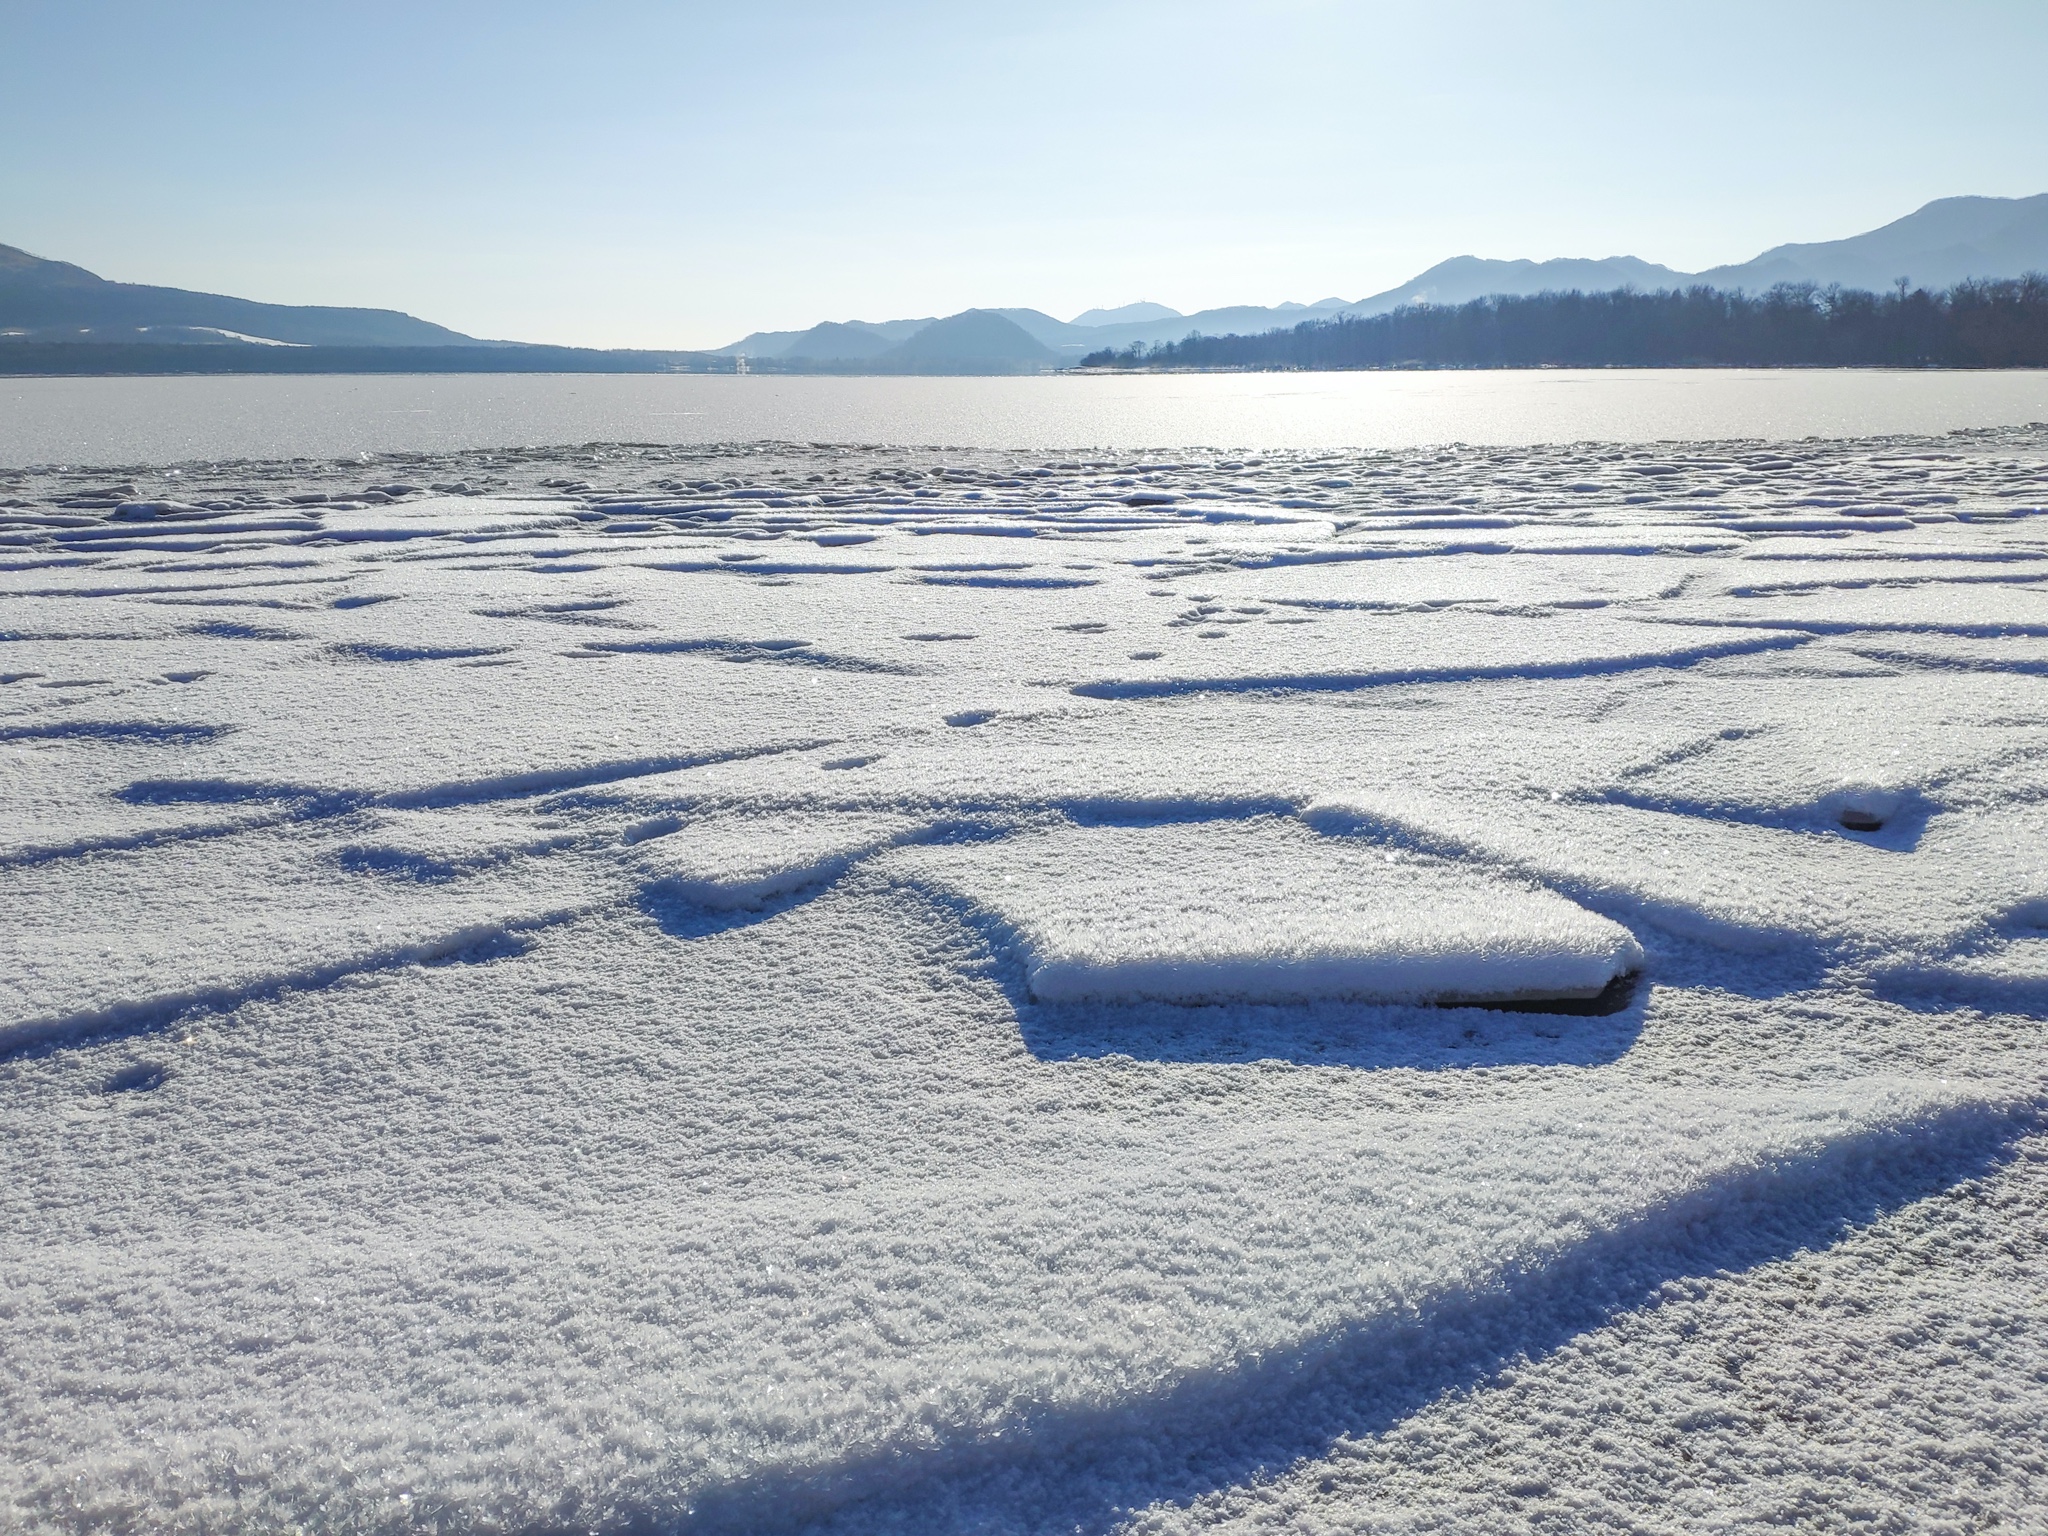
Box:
4 1 2044 348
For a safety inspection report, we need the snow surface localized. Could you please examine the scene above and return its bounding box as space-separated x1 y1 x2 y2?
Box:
4 431 2048 1533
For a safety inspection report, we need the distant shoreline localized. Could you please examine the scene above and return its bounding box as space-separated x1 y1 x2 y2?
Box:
8 355 2048 379
1080 281 2048 373
11 277 2048 377
1058 361 2048 378
0 343 728 378
12 354 2048 380
0 345 1078 378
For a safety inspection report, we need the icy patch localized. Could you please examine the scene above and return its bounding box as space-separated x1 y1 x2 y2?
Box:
893 819 1642 1006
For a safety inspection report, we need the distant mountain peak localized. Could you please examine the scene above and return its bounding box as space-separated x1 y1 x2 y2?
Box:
885 309 1054 367
1069 301 1182 327
779 320 897 361
0 243 107 288
1695 192 2048 292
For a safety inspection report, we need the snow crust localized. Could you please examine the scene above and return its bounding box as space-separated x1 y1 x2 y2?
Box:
4 431 2048 1533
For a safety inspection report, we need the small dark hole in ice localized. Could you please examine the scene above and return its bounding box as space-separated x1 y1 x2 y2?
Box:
1837 810 1885 832
945 710 996 727
102 1061 171 1094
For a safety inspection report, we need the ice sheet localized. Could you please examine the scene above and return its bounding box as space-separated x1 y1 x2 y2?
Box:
4 431 2048 1533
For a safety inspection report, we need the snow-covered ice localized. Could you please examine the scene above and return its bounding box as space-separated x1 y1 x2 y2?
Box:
892 821 1642 1005
4 430 2048 1533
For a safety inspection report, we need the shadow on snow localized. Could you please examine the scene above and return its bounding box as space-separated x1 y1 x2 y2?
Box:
650 1097 2040 1536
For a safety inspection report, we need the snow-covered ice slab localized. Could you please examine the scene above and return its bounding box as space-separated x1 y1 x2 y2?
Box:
894 819 1642 1005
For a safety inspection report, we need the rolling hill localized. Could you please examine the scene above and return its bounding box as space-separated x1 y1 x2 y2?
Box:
1693 193 2048 293
0 243 508 348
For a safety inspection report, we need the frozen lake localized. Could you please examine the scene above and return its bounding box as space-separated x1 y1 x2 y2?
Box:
5 428 2048 1530
4 367 2048 466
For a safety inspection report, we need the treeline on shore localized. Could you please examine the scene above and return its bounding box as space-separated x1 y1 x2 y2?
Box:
1078 278 2048 370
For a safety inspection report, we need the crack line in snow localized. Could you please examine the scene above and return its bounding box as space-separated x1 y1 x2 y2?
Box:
1070 633 1808 700
0 908 583 1057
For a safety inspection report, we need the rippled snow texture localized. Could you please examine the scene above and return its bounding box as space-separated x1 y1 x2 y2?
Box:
3 430 2048 1534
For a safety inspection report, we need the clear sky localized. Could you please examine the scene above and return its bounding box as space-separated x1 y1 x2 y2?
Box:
4 0 2045 350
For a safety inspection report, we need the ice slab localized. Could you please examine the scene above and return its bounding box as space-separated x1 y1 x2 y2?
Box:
891 819 1643 1005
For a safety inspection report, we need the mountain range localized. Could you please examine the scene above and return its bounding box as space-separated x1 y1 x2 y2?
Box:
3 192 2044 371
720 193 2048 365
